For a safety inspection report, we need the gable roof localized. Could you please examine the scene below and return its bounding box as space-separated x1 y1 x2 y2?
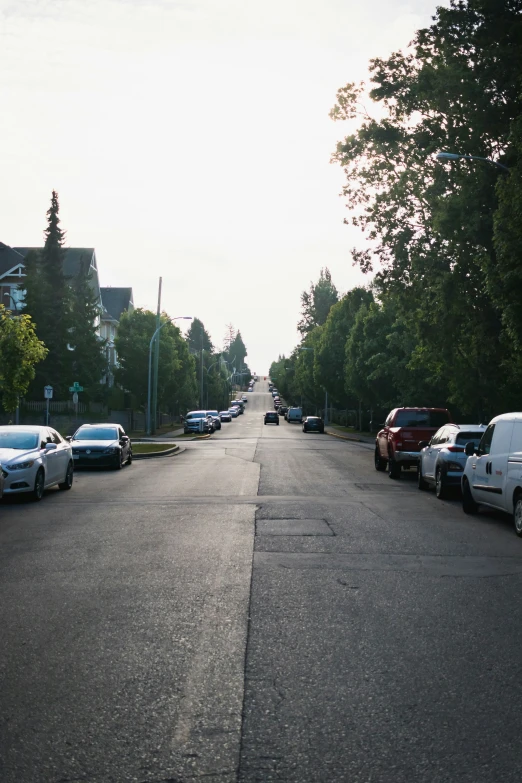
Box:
0 242 26 278
100 287 134 322
13 246 101 299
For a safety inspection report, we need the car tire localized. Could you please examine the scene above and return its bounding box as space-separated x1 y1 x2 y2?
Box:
435 466 447 499
115 452 123 470
127 451 133 465
514 494 522 537
462 477 478 515
59 461 74 490
388 454 400 479
32 468 45 501
374 447 387 472
417 462 428 490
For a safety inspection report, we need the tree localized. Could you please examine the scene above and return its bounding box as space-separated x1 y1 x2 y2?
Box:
297 268 338 336
115 308 197 414
68 258 106 393
187 317 213 354
228 330 247 371
0 305 47 412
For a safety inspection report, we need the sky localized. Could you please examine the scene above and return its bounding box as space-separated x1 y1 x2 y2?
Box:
0 0 444 374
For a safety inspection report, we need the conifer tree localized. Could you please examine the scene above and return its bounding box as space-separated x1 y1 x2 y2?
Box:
68 258 106 391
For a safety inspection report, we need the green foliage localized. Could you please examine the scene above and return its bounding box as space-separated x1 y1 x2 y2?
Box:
187 317 213 353
298 268 339 336
0 305 48 411
68 258 106 392
115 308 197 413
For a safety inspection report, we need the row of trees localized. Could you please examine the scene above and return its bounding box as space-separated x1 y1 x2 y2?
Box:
271 0 522 426
2 191 251 418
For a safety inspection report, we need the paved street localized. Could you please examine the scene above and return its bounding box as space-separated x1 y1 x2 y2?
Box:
2 381 522 782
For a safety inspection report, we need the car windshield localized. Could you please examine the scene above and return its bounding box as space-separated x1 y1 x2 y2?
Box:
74 427 119 440
186 412 205 420
394 410 450 428
220 411 230 415
0 431 39 450
207 411 218 416
456 431 484 446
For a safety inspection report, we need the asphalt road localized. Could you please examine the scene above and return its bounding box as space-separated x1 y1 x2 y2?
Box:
2 382 522 782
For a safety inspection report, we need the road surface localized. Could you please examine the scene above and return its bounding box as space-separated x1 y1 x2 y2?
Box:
1 381 522 782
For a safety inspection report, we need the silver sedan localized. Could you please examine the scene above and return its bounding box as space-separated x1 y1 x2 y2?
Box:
0 425 74 501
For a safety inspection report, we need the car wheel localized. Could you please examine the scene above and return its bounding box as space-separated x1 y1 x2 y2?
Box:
435 466 447 499
388 454 400 479
32 468 45 501
462 477 478 515
417 462 428 490
127 450 133 465
115 452 123 470
374 447 387 472
514 495 522 537
59 461 74 490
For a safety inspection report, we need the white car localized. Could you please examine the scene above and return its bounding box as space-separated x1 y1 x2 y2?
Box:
0 425 74 501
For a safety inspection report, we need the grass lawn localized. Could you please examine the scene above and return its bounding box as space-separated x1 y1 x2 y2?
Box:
132 442 177 454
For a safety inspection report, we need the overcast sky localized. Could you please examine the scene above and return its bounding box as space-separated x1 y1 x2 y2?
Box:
0 0 444 373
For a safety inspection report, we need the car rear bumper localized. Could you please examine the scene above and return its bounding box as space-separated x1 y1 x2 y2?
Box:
394 451 420 463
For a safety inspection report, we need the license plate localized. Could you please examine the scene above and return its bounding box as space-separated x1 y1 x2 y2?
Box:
73 455 79 459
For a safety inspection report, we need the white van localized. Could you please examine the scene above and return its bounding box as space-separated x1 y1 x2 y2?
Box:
462 412 522 536
287 407 303 423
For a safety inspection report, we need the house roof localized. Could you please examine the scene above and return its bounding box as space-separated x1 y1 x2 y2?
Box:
0 242 25 278
100 287 134 322
13 246 101 299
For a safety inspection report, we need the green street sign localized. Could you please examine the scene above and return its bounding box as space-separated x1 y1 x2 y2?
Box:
69 382 84 392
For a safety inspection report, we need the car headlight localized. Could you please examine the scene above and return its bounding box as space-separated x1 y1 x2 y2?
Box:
7 460 35 471
103 447 118 454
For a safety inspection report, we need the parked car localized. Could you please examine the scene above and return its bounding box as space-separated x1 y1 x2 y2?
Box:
287 407 303 423
302 416 324 434
418 423 486 498
228 407 240 418
461 413 522 536
70 423 132 468
184 411 214 434
274 401 282 410
272 390 279 398
220 410 232 422
231 401 244 414
278 406 288 417
264 411 279 425
206 410 222 430
375 407 452 479
0 425 74 500
241 395 248 403
0 461 3 499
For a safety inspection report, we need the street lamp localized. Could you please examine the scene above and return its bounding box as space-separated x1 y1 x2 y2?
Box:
147 316 192 435
435 151 509 172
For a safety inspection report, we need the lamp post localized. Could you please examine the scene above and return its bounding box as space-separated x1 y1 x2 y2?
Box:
147 316 192 435
435 151 509 172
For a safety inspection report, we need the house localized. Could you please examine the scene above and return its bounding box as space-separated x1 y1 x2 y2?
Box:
99 288 134 385
0 242 26 311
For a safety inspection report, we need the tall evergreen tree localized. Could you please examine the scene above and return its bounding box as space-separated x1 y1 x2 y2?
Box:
187 317 213 353
68 258 106 392
298 268 339 336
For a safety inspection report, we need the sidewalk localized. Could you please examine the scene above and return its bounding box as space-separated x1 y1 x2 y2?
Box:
325 425 374 444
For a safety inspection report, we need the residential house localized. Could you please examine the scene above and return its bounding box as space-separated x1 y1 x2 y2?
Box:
99 287 134 385
0 242 26 311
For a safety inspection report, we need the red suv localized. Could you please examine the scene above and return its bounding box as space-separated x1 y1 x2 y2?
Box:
375 407 452 479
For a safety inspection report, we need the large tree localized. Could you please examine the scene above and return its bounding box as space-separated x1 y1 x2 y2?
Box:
68 258 106 393
298 267 339 336
187 317 213 354
0 305 47 412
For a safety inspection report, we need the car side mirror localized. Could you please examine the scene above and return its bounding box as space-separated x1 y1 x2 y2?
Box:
121 435 129 442
45 443 57 451
419 441 429 449
65 435 72 441
465 442 476 456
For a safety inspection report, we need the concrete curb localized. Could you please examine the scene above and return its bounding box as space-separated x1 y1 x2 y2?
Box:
132 445 183 460
326 430 370 444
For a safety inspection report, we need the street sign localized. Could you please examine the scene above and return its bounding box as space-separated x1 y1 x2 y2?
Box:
72 392 79 404
44 385 53 400
69 382 84 392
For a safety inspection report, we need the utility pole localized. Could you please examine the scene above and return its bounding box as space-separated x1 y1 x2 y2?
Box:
152 277 162 434
324 390 328 426
200 332 204 409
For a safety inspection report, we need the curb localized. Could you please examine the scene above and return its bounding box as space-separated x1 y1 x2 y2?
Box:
132 445 183 460
326 430 369 444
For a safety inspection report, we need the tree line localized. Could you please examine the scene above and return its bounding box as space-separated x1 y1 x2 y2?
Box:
0 192 251 417
271 0 522 427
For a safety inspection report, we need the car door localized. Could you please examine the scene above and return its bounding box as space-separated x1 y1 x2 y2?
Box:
422 428 444 480
50 428 69 482
470 421 513 509
42 429 59 484
118 427 129 461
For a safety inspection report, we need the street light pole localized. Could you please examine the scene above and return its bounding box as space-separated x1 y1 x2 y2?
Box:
151 277 162 434
146 316 192 435
435 151 509 172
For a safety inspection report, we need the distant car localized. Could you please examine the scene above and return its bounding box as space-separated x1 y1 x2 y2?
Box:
278 406 288 417
418 423 487 499
0 425 73 500
241 395 248 403
184 411 213 434
231 401 244 414
206 410 222 430
220 410 232 422
274 400 282 410
264 411 279 425
70 423 133 468
248 387 253 392
272 390 279 398
302 416 324 433
287 407 303 423
229 407 240 418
